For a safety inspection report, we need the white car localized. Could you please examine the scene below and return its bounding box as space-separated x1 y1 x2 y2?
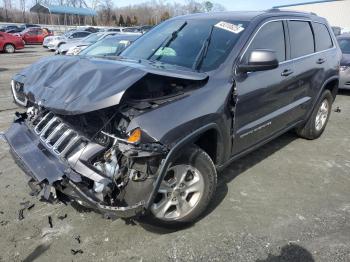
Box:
44 30 91 51
56 32 119 55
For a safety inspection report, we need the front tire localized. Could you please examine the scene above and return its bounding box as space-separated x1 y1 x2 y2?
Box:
296 90 333 139
149 145 217 225
4 44 15 53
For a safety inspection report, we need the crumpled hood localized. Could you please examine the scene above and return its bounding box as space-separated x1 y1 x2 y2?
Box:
13 55 207 115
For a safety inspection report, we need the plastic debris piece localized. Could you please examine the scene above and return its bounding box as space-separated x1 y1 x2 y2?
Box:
74 235 81 244
334 106 341 113
58 214 67 220
48 216 53 228
71 249 83 255
18 209 24 220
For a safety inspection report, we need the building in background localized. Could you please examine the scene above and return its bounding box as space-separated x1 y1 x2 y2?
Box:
275 0 350 33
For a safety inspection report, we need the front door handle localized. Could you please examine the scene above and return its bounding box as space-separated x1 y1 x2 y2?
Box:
281 69 294 77
316 58 326 64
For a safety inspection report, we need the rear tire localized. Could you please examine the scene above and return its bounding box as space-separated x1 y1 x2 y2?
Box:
4 44 15 53
148 145 217 226
296 90 333 140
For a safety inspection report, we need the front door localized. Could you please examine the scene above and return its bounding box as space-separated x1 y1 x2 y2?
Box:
232 20 300 155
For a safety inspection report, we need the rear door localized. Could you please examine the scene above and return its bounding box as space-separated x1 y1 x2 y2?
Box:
25 29 37 43
233 20 300 155
285 20 320 120
35 29 44 43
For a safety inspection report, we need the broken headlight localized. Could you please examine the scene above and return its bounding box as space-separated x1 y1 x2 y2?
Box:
11 80 27 107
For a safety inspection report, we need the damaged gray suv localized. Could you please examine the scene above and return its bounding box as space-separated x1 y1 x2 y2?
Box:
5 10 341 225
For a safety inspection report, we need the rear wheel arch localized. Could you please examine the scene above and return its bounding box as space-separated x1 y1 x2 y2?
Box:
322 78 338 101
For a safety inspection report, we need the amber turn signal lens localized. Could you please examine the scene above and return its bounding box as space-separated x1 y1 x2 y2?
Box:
127 128 141 143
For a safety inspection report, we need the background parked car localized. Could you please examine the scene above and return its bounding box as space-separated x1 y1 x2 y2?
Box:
337 33 350 89
0 25 19 32
45 30 91 51
78 34 140 57
57 31 119 55
6 28 24 34
0 31 25 53
20 27 53 44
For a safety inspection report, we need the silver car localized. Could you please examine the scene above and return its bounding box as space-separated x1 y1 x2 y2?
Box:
46 30 91 51
56 32 119 55
337 34 350 89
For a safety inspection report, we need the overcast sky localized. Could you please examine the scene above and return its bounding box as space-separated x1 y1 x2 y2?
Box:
112 0 319 9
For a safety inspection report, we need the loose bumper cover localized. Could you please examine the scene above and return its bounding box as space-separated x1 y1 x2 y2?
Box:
4 120 145 218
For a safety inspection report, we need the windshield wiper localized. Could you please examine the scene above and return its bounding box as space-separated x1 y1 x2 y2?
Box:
147 21 187 61
192 25 215 71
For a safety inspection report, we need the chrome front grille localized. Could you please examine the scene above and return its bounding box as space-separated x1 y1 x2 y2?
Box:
29 111 86 159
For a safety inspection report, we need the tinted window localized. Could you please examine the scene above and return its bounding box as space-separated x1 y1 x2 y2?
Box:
246 21 286 62
338 38 350 54
289 21 314 58
314 23 333 51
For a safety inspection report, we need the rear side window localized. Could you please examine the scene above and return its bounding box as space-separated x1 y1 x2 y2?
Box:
288 21 314 58
313 23 333 51
247 21 286 62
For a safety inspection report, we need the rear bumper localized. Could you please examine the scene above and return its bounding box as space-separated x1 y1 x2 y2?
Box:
4 120 145 218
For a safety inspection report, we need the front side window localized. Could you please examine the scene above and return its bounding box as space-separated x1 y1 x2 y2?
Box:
314 23 333 51
246 21 286 62
289 21 315 58
338 38 350 54
121 19 248 71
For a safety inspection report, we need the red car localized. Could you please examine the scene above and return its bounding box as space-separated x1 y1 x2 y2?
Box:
21 27 53 44
0 32 25 53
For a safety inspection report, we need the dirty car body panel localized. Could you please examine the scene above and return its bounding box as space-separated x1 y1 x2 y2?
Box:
5 11 341 221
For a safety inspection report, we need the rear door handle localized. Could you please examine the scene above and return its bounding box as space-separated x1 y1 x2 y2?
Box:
316 58 326 64
281 69 294 77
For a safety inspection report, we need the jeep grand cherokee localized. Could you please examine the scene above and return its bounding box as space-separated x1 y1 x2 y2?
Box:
5 10 341 225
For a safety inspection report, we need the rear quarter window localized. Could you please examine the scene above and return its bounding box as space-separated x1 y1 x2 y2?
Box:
288 20 315 58
313 23 333 51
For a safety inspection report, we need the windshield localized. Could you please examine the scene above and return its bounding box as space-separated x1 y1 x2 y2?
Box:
120 19 248 71
79 37 132 57
83 33 105 43
338 38 350 54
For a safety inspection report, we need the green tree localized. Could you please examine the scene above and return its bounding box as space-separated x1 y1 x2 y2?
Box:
204 1 213 12
118 14 125 26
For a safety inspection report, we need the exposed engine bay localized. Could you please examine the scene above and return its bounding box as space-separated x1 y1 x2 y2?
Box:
7 68 207 218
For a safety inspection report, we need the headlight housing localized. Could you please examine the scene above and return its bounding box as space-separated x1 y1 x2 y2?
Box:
11 80 27 107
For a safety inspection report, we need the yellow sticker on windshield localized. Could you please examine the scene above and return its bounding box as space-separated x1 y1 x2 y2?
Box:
215 21 244 34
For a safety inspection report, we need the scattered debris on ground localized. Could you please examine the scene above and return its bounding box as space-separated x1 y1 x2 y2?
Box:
18 201 35 221
71 249 84 255
48 216 53 228
334 106 341 113
74 235 81 244
18 209 24 221
0 220 9 226
58 214 67 220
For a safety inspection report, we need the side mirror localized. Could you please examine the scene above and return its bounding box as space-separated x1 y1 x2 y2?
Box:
238 49 279 73
68 36 73 39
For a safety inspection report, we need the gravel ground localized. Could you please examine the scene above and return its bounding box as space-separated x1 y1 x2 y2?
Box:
0 46 349 262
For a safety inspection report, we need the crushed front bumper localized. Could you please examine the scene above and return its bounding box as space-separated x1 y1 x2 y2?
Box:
4 120 145 218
